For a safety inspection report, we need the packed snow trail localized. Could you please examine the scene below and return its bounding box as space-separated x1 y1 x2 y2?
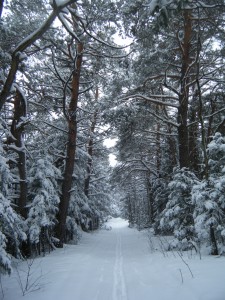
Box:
113 228 127 300
2 218 225 300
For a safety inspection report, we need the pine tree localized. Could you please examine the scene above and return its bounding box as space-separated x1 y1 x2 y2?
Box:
193 133 225 255
0 139 26 274
26 155 61 252
160 167 199 250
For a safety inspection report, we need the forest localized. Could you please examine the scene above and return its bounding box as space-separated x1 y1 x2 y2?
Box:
1 0 225 276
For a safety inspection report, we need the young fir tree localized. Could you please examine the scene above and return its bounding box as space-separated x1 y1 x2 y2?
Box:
26 155 61 251
192 133 225 255
0 139 26 274
160 167 199 250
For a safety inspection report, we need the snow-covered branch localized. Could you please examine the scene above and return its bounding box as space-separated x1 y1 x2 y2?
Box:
0 0 76 111
43 121 68 133
120 94 179 108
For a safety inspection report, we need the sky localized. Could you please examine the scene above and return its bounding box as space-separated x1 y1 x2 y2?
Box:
103 138 118 167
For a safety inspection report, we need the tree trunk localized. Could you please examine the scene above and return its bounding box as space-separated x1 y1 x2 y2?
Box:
84 88 99 197
11 89 27 219
146 175 154 224
207 97 216 143
156 108 161 175
56 42 83 247
210 225 218 255
167 124 177 170
84 146 93 198
188 90 200 174
0 54 20 112
0 0 4 18
177 11 192 168
17 148 27 218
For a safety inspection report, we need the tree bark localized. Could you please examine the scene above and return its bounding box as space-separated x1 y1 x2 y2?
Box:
207 98 216 143
0 0 4 18
177 11 192 168
188 91 200 174
146 174 154 224
156 107 161 175
56 42 83 247
166 124 177 170
210 224 218 255
84 88 99 197
11 89 27 219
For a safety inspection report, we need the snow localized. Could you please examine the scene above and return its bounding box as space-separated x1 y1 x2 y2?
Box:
1 217 225 300
58 12 80 42
50 0 72 6
149 0 160 13
103 138 118 167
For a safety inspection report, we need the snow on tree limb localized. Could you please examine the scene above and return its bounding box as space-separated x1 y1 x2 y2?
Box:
58 12 81 42
0 0 77 111
120 94 179 108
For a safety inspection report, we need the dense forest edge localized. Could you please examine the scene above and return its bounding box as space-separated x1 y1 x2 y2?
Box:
1 0 225 275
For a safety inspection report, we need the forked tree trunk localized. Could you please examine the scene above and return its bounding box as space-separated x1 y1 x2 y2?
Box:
56 42 83 247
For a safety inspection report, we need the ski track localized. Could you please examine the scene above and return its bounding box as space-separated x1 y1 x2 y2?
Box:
2 217 225 300
113 231 128 300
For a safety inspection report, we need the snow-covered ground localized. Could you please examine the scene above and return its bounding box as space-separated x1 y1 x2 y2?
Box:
1 218 225 300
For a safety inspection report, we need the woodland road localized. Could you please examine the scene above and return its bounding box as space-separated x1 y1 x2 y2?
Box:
3 218 225 300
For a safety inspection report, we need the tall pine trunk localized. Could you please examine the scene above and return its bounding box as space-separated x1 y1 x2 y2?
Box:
188 90 200 174
11 89 27 219
0 0 4 18
210 224 219 255
56 42 83 247
177 11 192 168
9 89 29 256
84 88 99 198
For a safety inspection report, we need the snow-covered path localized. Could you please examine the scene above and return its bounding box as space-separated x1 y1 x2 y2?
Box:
2 218 225 300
